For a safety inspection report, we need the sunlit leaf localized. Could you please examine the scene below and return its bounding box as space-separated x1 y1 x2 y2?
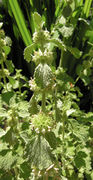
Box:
33 12 45 29
26 135 55 170
24 43 36 62
67 47 82 59
0 150 16 170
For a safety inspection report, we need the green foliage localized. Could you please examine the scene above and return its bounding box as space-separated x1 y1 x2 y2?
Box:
0 2 93 180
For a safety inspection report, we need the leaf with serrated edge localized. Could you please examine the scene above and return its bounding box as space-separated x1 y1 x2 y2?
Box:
26 135 55 170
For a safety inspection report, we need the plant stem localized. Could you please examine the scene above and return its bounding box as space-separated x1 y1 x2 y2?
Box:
62 112 66 170
42 91 46 112
54 85 58 121
59 49 64 67
18 77 21 94
1 61 7 86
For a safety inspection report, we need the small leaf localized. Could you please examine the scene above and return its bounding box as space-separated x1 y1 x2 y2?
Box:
6 60 14 73
20 162 31 179
24 43 36 62
0 150 16 170
3 46 11 55
67 47 82 59
45 131 60 149
0 128 6 138
29 95 39 115
0 22 3 28
49 38 66 50
66 109 76 116
1 91 14 104
8 76 16 85
0 108 8 117
59 25 74 38
33 12 44 29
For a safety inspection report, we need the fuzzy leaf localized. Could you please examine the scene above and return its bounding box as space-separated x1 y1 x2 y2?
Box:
3 46 11 55
24 43 36 62
0 150 16 170
20 162 31 179
49 38 66 50
29 95 39 115
67 47 82 59
1 91 14 104
0 108 8 117
33 12 44 29
45 131 60 149
59 25 74 38
0 174 14 180
34 63 53 89
26 135 55 170
6 60 14 73
0 128 6 138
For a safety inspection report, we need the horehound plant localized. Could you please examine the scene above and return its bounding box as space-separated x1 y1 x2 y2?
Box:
24 12 63 179
24 12 74 179
24 13 92 179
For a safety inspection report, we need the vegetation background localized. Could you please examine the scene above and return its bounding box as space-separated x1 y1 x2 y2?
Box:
0 0 93 179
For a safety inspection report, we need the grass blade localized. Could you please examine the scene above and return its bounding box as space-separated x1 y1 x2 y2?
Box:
84 0 92 17
9 0 32 46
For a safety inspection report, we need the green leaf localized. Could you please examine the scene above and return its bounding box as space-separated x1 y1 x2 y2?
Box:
6 60 14 73
20 162 31 179
34 63 53 89
26 135 55 170
0 108 8 117
67 47 82 59
0 128 6 138
0 22 3 28
24 43 36 62
4 36 12 46
29 95 39 115
0 174 14 180
1 91 14 104
0 150 16 170
2 128 17 145
8 76 16 85
45 131 60 149
49 38 66 50
33 12 44 29
2 46 11 55
59 25 74 38
74 151 87 169
74 148 91 171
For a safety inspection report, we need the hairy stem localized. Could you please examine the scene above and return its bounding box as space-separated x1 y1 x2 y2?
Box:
59 49 64 67
54 85 58 121
62 112 67 170
42 91 46 112
1 61 7 86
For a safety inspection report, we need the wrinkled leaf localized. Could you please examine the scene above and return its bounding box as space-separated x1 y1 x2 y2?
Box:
6 60 14 73
59 25 74 38
0 128 6 138
0 150 16 170
33 12 44 29
3 46 11 55
26 135 55 170
1 91 14 104
24 43 36 62
34 63 53 89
